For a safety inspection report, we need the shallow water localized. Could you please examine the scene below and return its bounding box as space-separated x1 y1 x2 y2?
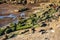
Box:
0 14 16 19
0 16 5 19
0 12 26 27
0 14 17 27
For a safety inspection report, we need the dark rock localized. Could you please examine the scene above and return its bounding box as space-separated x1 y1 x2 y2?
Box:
49 27 53 30
45 38 49 40
18 8 29 12
39 29 47 34
56 6 60 11
41 22 47 27
21 29 29 34
49 4 53 7
32 27 36 33
0 2 3 4
10 34 17 38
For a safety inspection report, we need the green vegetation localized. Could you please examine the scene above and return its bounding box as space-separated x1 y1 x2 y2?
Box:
0 5 60 36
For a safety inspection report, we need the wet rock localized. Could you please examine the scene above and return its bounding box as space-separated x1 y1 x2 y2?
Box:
20 12 25 18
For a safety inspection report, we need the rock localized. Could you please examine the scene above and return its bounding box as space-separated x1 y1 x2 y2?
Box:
41 22 47 27
49 27 53 30
50 30 55 33
32 27 36 33
21 29 29 34
45 38 49 40
49 27 55 33
39 29 47 34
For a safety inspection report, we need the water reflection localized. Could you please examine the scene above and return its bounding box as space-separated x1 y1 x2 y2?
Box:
0 16 5 19
0 14 16 19
8 14 16 19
